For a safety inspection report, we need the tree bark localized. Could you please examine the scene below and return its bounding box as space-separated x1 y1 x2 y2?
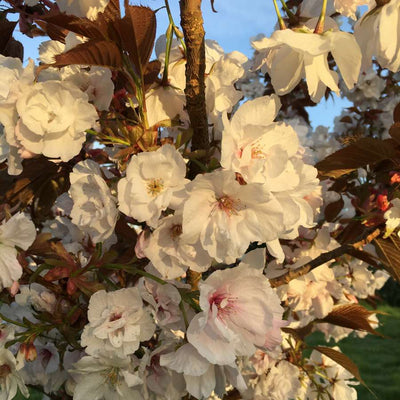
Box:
179 0 209 159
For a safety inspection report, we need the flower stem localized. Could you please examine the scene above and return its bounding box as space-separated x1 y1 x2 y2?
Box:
0 313 26 328
279 0 297 23
272 0 286 30
314 0 328 34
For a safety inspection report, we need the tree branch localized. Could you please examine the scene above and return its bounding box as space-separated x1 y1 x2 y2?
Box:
269 228 381 288
179 0 209 164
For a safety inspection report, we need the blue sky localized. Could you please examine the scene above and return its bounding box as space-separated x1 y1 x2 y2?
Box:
12 0 350 129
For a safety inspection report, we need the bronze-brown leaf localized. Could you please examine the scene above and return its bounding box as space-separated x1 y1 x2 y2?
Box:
113 6 156 74
314 346 364 385
320 304 383 336
316 138 398 179
53 39 123 69
374 235 400 282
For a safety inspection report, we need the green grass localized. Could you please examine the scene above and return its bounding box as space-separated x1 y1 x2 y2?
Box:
306 304 400 400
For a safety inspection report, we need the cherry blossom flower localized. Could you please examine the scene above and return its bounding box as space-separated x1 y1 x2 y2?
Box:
252 19 362 102
253 360 301 400
221 95 321 258
69 160 118 244
300 0 368 20
160 343 246 399
355 0 400 72
81 288 155 357
0 348 29 400
310 348 358 400
118 144 188 228
186 253 285 365
384 198 400 237
70 354 142 400
180 169 284 263
15 80 98 161
142 212 212 279
0 213 36 290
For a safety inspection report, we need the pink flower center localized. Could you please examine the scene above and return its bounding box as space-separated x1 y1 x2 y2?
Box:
109 312 123 322
214 195 242 217
209 291 238 319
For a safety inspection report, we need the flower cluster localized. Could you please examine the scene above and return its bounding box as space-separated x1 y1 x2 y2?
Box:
0 0 398 399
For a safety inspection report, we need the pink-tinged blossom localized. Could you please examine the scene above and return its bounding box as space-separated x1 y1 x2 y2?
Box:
81 288 155 357
0 348 29 400
160 343 246 399
118 144 188 228
253 360 301 400
138 279 183 327
0 213 36 290
181 170 284 263
221 95 321 258
284 264 343 320
142 212 212 279
309 348 358 400
186 255 285 365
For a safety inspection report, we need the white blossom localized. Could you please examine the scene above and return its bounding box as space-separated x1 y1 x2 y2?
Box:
0 213 36 289
118 144 188 228
181 170 284 263
142 212 212 279
355 0 400 72
71 354 142 400
69 160 118 244
81 288 155 357
252 19 362 102
56 0 110 20
15 80 98 162
0 348 29 400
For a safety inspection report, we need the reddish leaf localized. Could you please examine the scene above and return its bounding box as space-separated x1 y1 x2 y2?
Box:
98 0 121 23
114 6 156 73
44 266 71 281
374 236 400 282
50 242 77 268
389 122 400 145
39 13 103 40
314 346 364 384
324 197 344 222
27 233 53 256
35 20 68 43
143 60 161 88
320 304 383 336
3 37 23 60
53 39 122 68
0 18 16 53
394 102 400 123
316 138 398 178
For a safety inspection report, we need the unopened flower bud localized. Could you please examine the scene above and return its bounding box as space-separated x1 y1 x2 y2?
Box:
19 343 37 362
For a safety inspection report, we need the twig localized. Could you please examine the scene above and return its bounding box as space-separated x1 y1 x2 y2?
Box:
269 228 381 288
